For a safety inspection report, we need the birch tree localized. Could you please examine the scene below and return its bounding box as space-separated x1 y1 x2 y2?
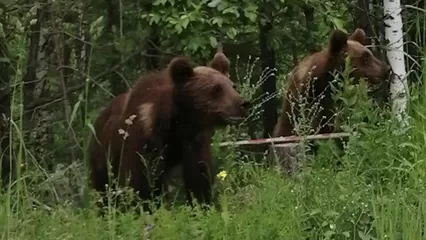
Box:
383 0 408 125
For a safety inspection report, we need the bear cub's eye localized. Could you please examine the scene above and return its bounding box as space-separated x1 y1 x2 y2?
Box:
211 84 223 98
231 83 242 94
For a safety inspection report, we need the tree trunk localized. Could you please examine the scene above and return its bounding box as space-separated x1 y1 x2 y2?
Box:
105 0 126 95
384 0 408 124
258 6 277 138
24 5 43 105
76 8 92 128
145 25 160 71
49 2 77 165
23 1 56 169
354 0 373 46
404 0 425 86
144 4 160 71
0 25 14 188
354 0 391 105
303 5 317 52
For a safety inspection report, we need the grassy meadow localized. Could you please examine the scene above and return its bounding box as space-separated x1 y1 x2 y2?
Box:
1 58 426 240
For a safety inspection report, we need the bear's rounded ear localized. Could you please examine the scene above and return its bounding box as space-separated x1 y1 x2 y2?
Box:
168 56 194 84
328 29 348 55
208 45 230 76
348 28 366 44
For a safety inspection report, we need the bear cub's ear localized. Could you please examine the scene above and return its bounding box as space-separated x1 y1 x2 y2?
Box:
168 56 194 84
348 28 366 45
328 29 348 55
208 45 230 76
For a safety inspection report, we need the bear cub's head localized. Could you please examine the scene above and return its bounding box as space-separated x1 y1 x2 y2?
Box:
168 50 250 126
328 28 391 85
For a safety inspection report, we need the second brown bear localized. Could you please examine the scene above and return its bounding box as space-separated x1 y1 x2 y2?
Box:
273 28 390 138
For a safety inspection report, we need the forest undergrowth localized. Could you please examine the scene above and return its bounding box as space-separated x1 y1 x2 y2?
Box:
1 54 426 240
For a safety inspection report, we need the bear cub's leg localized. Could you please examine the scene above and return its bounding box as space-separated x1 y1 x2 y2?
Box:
182 138 213 210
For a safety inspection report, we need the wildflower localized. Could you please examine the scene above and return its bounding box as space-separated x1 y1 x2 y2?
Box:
124 114 137 125
123 132 129 140
118 128 129 139
125 118 133 125
217 170 227 181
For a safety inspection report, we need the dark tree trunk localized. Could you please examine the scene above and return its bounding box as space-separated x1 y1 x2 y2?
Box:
303 5 317 52
76 10 92 128
354 0 390 105
63 41 72 86
258 8 277 138
23 6 43 104
144 4 160 71
354 0 373 46
105 0 126 95
145 26 160 71
403 0 425 86
0 30 14 189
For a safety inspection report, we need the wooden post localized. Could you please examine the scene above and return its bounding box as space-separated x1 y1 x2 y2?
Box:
163 164 185 203
268 142 307 176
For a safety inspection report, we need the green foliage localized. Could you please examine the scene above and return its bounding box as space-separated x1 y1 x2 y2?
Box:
140 0 260 60
2 0 426 239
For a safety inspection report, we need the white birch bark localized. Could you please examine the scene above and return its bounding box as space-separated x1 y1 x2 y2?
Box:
383 0 408 125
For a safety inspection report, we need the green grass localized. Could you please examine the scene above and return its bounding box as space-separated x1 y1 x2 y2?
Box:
2 30 426 240
2 80 426 240
2 103 426 240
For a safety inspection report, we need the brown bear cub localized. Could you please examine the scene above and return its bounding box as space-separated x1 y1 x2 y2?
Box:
88 49 249 213
273 28 390 140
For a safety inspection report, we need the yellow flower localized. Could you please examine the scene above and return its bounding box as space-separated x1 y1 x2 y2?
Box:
217 170 227 181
